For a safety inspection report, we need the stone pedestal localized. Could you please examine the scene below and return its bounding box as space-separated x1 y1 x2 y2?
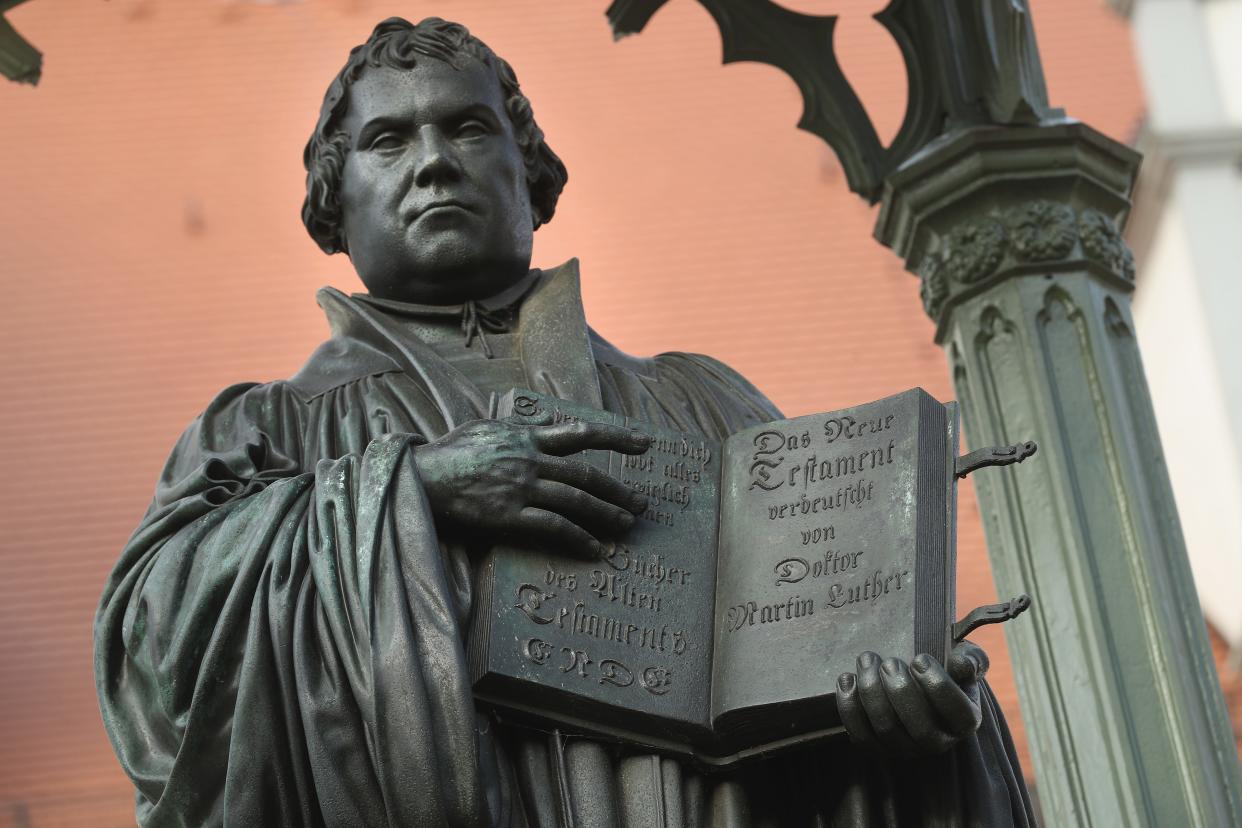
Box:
876 121 1242 826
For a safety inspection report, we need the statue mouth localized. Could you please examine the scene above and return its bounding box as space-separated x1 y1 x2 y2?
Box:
409 200 474 223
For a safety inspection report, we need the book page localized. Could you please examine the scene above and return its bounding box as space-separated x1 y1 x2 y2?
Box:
474 390 722 734
710 389 944 725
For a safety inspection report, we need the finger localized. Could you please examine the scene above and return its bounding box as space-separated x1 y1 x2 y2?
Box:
513 507 602 559
836 672 880 751
879 657 957 755
911 653 982 738
539 457 648 514
947 641 989 687
856 652 919 758
530 480 637 535
532 421 652 457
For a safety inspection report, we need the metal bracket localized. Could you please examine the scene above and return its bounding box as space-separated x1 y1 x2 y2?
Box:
955 440 1038 479
953 594 1032 644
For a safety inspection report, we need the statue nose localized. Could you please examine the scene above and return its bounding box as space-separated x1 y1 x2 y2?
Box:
413 127 463 187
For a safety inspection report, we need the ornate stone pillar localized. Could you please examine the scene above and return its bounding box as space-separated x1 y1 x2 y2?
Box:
876 120 1242 827
608 1 1242 821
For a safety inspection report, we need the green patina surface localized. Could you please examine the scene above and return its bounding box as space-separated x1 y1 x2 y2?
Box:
613 2 1242 824
1 0 39 86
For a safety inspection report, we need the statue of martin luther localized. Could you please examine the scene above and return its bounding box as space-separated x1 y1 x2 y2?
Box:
95 17 1035 827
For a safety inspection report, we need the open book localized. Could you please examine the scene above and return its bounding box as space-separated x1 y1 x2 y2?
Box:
468 387 961 766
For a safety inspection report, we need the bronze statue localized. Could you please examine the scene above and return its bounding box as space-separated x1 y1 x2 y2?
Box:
95 17 1033 826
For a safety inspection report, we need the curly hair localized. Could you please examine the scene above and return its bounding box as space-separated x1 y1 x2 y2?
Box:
301 17 568 255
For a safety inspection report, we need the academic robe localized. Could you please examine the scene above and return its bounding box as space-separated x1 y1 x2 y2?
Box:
95 261 1035 827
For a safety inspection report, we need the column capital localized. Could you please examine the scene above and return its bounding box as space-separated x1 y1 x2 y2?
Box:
875 121 1141 339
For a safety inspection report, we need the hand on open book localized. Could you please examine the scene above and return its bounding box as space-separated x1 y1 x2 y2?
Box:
835 641 988 758
413 418 651 558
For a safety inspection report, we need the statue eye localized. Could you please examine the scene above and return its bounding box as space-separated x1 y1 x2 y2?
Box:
369 133 404 151
456 120 490 140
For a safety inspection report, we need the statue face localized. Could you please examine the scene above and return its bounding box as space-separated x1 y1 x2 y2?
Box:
339 58 534 304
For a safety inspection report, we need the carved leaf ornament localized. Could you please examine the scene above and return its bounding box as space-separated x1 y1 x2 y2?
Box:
607 0 1059 202
1078 208 1136 282
1007 201 1076 262
943 219 1008 285
919 203 1135 321
919 258 949 319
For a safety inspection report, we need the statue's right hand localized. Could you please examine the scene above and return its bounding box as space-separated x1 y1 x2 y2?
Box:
412 418 651 558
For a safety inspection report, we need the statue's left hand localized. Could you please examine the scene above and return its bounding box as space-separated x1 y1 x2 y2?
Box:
835 641 987 758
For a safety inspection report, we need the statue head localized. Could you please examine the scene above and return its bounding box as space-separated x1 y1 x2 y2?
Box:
302 17 568 304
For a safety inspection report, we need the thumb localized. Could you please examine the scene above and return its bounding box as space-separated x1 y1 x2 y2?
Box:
947 641 989 687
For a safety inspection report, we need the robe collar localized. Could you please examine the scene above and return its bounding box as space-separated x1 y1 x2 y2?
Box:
348 268 543 319
290 259 604 420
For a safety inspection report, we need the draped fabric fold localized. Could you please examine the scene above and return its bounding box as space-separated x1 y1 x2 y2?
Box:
97 424 501 826
96 262 1032 826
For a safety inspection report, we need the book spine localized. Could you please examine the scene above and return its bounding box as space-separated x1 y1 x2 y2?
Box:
943 404 960 639
468 554 496 685
914 394 950 662
707 437 731 726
